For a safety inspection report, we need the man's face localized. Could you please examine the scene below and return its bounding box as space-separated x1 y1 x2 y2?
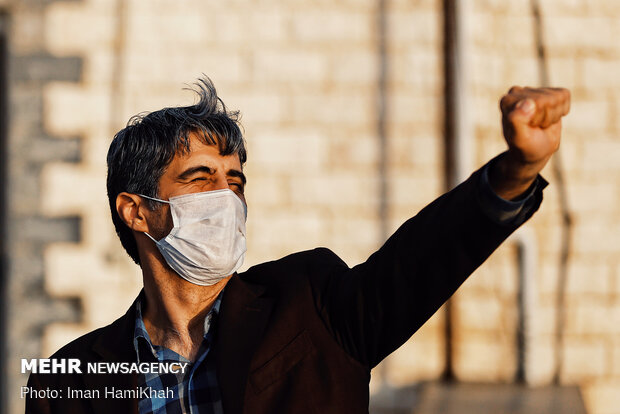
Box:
146 132 246 239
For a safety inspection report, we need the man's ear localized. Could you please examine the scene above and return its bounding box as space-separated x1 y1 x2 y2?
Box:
116 192 150 233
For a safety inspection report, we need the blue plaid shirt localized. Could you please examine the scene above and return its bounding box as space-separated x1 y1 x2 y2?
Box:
133 292 224 414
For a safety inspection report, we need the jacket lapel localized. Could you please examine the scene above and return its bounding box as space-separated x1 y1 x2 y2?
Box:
85 297 139 414
216 273 274 414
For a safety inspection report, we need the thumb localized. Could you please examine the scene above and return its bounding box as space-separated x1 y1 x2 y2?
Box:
512 99 536 124
507 98 537 139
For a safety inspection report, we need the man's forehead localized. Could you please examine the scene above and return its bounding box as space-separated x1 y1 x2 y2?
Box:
166 141 241 176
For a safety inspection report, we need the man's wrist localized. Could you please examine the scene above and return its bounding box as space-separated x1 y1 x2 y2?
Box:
488 150 546 201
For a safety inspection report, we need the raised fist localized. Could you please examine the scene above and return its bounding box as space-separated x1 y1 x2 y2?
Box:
500 86 571 167
490 86 571 200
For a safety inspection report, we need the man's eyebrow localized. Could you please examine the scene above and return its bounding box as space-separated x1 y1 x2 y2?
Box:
177 165 215 181
227 169 247 185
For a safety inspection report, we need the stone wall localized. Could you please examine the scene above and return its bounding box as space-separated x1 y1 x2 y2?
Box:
5 0 620 413
3 1 83 413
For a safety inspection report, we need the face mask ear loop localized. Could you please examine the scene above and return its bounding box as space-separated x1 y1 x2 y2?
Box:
138 194 169 204
143 231 159 243
137 194 169 243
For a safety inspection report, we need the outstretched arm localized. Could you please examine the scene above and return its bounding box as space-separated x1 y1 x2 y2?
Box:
316 86 570 368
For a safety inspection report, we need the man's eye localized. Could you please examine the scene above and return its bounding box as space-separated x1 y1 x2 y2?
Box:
190 177 206 182
229 182 244 192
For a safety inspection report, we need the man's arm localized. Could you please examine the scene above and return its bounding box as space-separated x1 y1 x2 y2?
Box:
314 86 570 368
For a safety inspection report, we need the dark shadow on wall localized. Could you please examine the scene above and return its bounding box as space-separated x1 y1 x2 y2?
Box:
0 12 9 414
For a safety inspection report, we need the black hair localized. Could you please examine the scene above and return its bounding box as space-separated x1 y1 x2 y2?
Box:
106 77 246 265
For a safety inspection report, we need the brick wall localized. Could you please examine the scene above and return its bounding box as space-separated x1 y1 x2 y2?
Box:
6 0 620 413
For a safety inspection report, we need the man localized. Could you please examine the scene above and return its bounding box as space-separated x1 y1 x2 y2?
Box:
26 78 570 413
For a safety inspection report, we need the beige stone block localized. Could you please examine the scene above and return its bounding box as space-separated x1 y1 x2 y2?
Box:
292 10 372 44
253 50 329 83
538 262 560 296
289 173 379 208
331 50 378 85
503 56 541 88
83 210 122 250
44 84 111 136
11 9 45 54
612 342 620 376
582 58 620 88
565 301 618 335
249 207 328 254
545 16 614 51
46 2 115 54
388 134 442 171
329 215 381 248
41 163 105 216
126 12 209 47
225 91 285 124
572 216 620 254
582 138 620 172
582 380 620 414
565 259 611 295
248 128 327 172
248 9 288 43
546 56 579 90
385 313 445 384
387 94 441 126
474 0 524 14
559 98 610 132
561 338 607 381
45 244 101 297
540 0 586 15
566 180 617 214
290 91 373 126
81 51 115 84
326 132 379 170
81 286 141 328
393 48 442 91
208 11 252 45
453 295 505 332
124 51 245 85
388 10 439 45
390 0 437 10
471 52 506 90
585 0 620 15
84 130 115 168
525 335 557 386
453 332 516 382
243 173 289 207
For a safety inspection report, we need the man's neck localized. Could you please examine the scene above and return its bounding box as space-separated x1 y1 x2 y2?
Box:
140 262 232 361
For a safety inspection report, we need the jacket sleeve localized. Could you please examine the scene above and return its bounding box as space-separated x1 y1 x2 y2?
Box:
312 162 546 368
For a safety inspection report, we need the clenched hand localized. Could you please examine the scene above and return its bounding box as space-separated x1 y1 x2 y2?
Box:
490 86 571 200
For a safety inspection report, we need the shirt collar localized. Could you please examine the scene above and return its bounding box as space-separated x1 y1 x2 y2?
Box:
133 288 225 362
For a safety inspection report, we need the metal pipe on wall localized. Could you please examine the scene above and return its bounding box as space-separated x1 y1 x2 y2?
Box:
443 0 539 384
442 0 473 381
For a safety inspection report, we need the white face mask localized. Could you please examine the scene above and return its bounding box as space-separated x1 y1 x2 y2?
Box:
140 189 247 286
